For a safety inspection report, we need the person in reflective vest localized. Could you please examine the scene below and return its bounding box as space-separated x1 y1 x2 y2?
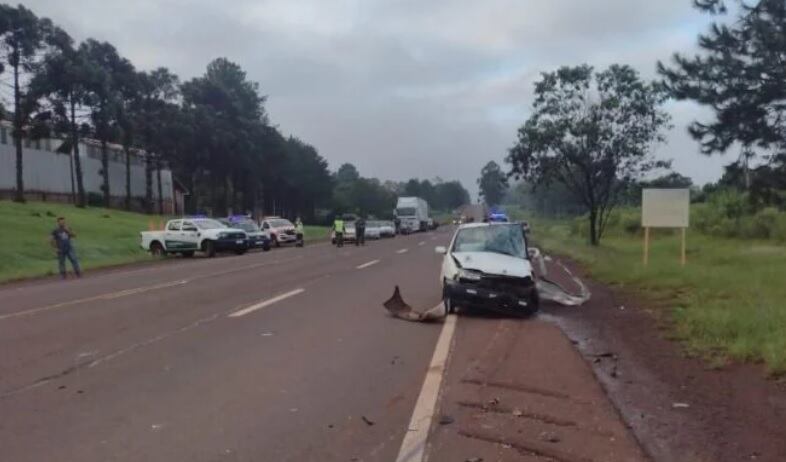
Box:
333 218 345 247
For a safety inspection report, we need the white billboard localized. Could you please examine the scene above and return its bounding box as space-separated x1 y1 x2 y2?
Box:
641 188 690 228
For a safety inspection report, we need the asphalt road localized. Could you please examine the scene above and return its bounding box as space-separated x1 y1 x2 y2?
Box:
0 230 453 462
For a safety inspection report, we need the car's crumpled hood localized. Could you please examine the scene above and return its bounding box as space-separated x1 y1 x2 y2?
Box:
452 251 532 278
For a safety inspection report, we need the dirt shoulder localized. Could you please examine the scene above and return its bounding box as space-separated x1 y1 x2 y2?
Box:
541 257 786 462
428 315 647 462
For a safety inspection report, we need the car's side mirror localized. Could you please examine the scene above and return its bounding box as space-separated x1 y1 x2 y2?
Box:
435 246 447 255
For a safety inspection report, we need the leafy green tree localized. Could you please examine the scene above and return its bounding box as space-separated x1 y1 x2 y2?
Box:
659 0 786 159
403 179 421 197
477 161 509 207
136 68 180 213
80 39 134 207
434 180 470 210
182 58 269 215
280 137 333 220
29 27 93 207
0 4 57 202
508 65 670 245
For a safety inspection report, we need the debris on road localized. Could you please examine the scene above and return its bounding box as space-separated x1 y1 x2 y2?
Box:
438 415 455 425
539 431 561 444
361 415 375 426
531 249 591 307
383 286 445 322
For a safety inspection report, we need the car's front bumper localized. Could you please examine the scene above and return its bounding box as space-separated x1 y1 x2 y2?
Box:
214 238 249 251
247 237 271 248
275 233 297 243
444 278 538 315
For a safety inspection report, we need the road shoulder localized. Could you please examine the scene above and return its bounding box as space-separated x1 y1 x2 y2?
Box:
427 315 647 462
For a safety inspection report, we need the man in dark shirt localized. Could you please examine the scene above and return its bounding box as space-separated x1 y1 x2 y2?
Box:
51 217 81 279
355 216 366 246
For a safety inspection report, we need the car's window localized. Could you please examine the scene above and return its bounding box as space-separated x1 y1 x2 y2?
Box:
271 219 293 227
452 225 527 258
397 207 416 216
193 219 224 230
167 221 181 231
181 221 198 231
231 221 260 232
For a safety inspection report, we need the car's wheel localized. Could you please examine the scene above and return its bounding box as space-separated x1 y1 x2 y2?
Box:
444 296 456 314
235 248 247 255
203 240 216 258
442 280 456 314
262 243 271 252
181 251 195 258
150 242 166 257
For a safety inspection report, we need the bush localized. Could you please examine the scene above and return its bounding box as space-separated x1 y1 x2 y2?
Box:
773 214 786 243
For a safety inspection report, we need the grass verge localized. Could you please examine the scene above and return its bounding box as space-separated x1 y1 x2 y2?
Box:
532 217 786 375
2 200 332 283
1 200 160 282
303 225 330 243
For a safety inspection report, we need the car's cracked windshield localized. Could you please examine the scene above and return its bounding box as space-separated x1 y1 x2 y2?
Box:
453 225 527 259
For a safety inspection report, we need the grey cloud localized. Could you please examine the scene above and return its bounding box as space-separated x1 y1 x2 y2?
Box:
24 0 724 198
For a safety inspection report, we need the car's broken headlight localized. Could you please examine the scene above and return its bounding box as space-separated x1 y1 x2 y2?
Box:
458 269 483 281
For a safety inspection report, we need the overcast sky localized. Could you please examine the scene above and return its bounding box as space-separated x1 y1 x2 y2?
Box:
24 0 733 198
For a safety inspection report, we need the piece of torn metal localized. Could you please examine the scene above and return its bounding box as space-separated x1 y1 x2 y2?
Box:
531 248 591 307
383 286 446 322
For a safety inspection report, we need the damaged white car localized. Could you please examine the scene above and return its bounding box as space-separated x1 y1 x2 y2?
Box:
436 223 539 317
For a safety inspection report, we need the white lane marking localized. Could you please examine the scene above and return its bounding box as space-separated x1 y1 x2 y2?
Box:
395 313 457 462
228 288 305 318
418 241 425 246
0 280 189 321
357 259 380 270
0 256 310 322
397 248 409 254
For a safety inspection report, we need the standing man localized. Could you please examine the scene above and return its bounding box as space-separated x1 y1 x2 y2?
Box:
355 215 366 246
51 216 81 279
333 216 345 248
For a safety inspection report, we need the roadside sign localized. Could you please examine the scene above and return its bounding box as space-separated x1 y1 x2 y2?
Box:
642 189 690 228
641 188 690 266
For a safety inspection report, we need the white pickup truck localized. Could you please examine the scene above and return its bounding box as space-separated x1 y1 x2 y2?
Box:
140 218 249 258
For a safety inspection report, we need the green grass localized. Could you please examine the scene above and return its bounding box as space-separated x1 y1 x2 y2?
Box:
0 200 334 282
1 200 161 282
532 216 786 375
303 225 330 242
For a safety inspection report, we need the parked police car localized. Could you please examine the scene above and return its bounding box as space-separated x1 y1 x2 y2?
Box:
140 217 248 258
220 216 271 251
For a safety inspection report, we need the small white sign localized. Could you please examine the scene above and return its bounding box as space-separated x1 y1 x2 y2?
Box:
642 189 690 228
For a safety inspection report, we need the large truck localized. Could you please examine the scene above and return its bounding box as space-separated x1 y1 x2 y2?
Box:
395 196 430 233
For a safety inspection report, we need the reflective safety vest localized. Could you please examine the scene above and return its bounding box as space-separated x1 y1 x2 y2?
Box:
334 219 345 233
296 222 304 233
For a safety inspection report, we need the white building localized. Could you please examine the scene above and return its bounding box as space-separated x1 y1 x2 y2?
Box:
0 121 184 214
